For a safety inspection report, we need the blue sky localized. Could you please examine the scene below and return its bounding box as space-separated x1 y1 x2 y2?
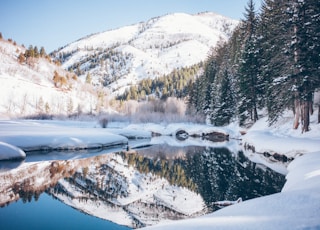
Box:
0 0 262 53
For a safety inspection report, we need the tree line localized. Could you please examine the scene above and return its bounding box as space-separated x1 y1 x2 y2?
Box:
118 63 202 101
188 0 320 132
18 45 50 65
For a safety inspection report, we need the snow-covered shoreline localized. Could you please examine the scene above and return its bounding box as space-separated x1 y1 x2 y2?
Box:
0 117 319 229
142 113 320 230
143 151 320 230
0 141 26 160
0 120 233 161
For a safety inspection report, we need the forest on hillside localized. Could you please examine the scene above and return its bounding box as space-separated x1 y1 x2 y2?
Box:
117 63 203 101
188 0 320 132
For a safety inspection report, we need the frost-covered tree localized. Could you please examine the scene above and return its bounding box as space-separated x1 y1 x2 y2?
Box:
237 0 261 126
211 69 235 126
257 0 294 124
288 0 320 132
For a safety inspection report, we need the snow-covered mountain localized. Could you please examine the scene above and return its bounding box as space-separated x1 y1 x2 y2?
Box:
0 12 237 117
0 39 106 117
53 12 238 95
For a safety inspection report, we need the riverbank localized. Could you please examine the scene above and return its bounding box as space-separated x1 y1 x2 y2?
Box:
144 150 320 230
143 112 320 230
0 114 319 229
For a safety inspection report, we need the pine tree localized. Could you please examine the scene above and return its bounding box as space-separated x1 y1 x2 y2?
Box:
211 69 235 126
289 0 320 132
26 45 34 58
34 46 39 58
237 0 260 126
258 0 294 124
40 46 46 57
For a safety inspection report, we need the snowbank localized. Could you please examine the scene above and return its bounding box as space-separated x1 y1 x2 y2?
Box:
0 142 26 160
143 113 320 230
127 123 232 137
0 120 236 161
242 116 320 158
143 151 320 230
0 120 129 159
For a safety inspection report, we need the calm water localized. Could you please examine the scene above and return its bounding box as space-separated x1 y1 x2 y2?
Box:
0 193 128 230
0 141 286 229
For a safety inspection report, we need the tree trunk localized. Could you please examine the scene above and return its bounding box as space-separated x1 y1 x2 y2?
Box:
293 98 300 129
302 101 310 133
318 105 320 123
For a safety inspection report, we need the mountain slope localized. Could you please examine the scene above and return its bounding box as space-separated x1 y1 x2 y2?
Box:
0 39 104 117
53 12 238 95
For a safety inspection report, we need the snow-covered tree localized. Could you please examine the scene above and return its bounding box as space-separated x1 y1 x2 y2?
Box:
258 0 294 124
288 0 320 132
237 0 262 126
211 69 235 126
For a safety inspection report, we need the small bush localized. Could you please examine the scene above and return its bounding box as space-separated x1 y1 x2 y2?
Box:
99 117 108 128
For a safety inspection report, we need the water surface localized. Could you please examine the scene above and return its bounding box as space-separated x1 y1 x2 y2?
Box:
0 141 286 229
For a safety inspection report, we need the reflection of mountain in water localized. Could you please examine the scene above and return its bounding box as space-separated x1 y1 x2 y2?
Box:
0 144 285 228
48 152 205 228
126 145 286 211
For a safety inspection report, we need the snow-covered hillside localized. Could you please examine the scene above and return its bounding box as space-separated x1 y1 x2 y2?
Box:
53 12 238 95
0 39 104 118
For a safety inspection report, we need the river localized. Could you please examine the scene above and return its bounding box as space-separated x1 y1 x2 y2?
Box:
0 140 285 229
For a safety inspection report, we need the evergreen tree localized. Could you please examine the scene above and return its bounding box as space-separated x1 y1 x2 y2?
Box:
211 69 235 126
34 46 39 58
26 45 34 58
40 46 46 57
289 0 320 132
237 0 261 126
258 0 294 124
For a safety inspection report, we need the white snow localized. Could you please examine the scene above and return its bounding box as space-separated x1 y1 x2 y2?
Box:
142 112 320 230
0 39 104 118
154 186 204 216
0 111 319 229
243 113 320 158
127 123 231 137
0 120 129 154
143 150 320 230
0 120 234 160
54 177 134 227
0 141 26 160
56 12 238 95
48 152 205 228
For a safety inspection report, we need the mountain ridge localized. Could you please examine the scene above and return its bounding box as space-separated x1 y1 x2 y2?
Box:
52 12 238 96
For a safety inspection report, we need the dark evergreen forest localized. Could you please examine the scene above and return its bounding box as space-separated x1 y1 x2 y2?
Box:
188 0 320 132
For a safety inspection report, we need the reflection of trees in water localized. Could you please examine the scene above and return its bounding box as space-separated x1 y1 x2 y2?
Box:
0 157 98 207
119 149 197 191
122 146 286 211
1 146 285 220
185 148 286 210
